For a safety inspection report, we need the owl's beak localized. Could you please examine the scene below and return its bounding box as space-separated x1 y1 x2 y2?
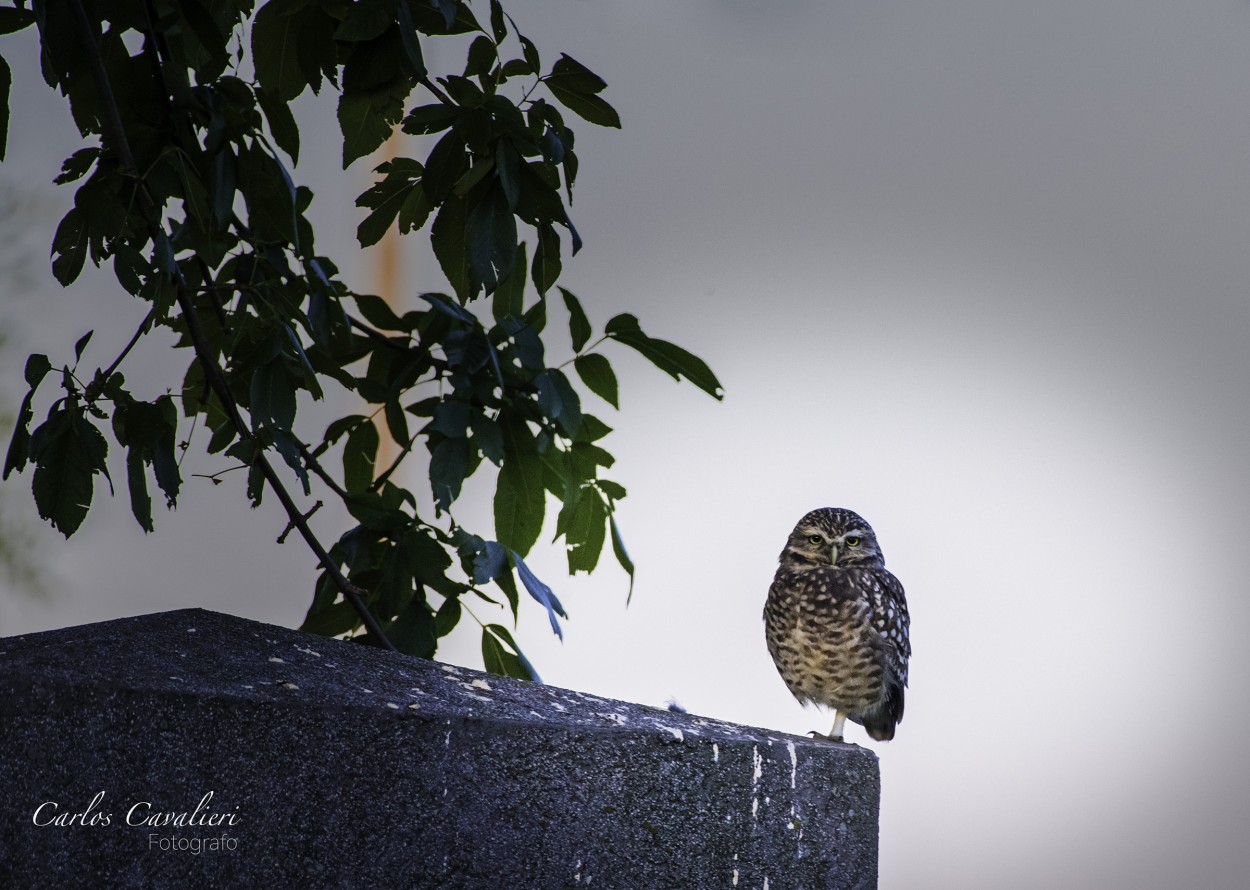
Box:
829 545 839 565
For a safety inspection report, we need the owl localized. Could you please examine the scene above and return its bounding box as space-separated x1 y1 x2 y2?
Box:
764 508 911 742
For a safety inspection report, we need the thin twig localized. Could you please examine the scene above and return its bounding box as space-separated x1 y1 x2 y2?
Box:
295 439 349 500
418 75 455 106
278 501 323 544
370 429 421 493
83 306 156 403
347 314 412 352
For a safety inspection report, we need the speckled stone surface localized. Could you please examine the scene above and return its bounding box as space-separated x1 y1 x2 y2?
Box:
0 609 879 888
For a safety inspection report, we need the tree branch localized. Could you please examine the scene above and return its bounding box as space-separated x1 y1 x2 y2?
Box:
68 0 396 653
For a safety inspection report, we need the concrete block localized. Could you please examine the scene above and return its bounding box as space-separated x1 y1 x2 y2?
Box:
0 609 879 887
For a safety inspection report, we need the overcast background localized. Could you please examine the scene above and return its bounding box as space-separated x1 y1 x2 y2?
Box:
4 2 1250 887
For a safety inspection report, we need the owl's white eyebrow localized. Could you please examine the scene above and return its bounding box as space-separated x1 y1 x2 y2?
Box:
840 529 870 540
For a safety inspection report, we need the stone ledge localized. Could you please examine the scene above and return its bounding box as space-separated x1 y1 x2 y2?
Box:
0 609 878 888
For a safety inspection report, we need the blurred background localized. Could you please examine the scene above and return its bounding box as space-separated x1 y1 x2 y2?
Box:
4 1 1250 887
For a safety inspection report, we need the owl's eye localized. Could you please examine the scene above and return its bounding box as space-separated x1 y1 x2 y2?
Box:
845 536 862 547
807 534 823 545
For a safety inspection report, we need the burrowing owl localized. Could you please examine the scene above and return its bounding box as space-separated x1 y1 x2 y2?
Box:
764 508 910 742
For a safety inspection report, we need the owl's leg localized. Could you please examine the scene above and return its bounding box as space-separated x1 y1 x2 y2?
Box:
807 710 847 742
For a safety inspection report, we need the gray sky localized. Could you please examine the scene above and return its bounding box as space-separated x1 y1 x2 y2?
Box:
4 2 1250 887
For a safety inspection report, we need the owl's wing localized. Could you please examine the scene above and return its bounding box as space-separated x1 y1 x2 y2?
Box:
867 568 910 688
805 566 911 688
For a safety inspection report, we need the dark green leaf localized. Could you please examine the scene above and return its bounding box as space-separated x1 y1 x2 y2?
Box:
422 128 468 203
257 88 300 163
494 416 543 554
429 435 470 510
126 448 154 533
387 599 437 657
483 623 540 681
491 241 526 321
210 147 237 225
151 396 182 507
472 539 508 583
0 55 10 161
354 292 408 331
518 33 540 76
420 291 476 324
302 597 361 636
270 427 311 495
471 413 504 465
611 515 636 603
334 0 394 41
560 287 591 352
488 0 507 43
550 369 582 436
357 168 420 247
4 355 51 479
73 330 93 363
343 419 380 492
511 551 565 639
434 595 462 636
442 74 485 108
544 55 619 128
403 103 462 135
54 148 98 185
252 0 308 101
24 353 52 389
250 358 298 429
494 138 521 210
545 85 620 129
51 207 87 286
500 58 532 78
531 222 560 294
0 8 36 35
466 182 517 295
207 419 238 454
401 526 457 593
574 414 612 444
384 397 409 444
565 488 606 574
481 625 507 674
574 353 619 408
464 36 496 78
431 399 471 437
344 490 410 532
605 314 724 400
452 157 496 198
181 0 230 78
430 0 457 30
324 414 368 447
29 406 110 537
338 88 404 168
494 562 520 617
396 1 427 77
549 54 608 94
430 193 471 301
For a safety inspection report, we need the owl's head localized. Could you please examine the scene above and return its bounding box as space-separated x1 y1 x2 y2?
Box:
780 507 885 569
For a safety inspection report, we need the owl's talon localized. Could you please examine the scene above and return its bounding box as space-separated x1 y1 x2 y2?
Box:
807 730 843 742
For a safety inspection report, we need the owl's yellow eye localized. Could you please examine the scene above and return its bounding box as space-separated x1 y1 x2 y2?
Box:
807 534 823 545
845 536 862 547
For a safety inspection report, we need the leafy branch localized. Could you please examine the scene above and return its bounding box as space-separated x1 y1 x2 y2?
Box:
1 0 721 677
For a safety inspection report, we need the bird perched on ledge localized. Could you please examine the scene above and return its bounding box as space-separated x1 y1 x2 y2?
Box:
764 508 911 742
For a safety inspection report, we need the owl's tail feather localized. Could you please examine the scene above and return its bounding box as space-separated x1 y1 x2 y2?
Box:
862 680 905 742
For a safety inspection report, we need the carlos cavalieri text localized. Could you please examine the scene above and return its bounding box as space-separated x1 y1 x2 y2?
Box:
32 791 240 828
